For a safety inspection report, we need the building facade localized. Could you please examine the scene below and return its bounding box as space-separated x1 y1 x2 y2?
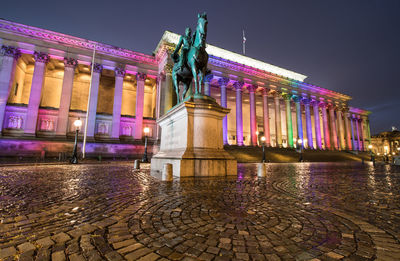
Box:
370 129 400 156
0 19 371 158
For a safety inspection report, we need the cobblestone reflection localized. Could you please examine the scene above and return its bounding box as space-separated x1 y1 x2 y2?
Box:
0 162 399 260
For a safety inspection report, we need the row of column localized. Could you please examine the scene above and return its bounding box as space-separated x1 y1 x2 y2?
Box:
0 45 149 139
209 75 370 151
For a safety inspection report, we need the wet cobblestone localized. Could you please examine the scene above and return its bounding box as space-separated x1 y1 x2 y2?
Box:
0 162 399 260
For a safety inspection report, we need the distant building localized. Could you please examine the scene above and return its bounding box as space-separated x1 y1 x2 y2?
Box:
370 129 400 156
0 19 371 158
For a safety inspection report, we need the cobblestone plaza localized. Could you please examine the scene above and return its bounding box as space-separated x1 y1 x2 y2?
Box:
1 163 399 260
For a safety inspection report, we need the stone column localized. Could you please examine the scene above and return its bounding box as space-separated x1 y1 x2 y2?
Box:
155 74 164 140
162 64 174 115
350 115 356 150
56 58 77 136
320 102 331 150
292 95 303 147
328 104 338 150
134 72 146 140
303 98 313 149
248 84 258 146
261 88 270 146
344 110 352 150
359 116 365 151
86 63 102 138
337 108 345 150
355 115 361 151
282 94 293 148
25 51 50 135
274 92 282 147
218 77 229 144
233 81 244 146
203 73 213 96
111 67 125 139
0 46 20 133
365 116 371 146
312 100 322 149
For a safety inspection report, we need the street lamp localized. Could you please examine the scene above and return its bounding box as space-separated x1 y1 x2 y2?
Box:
297 138 303 162
142 127 150 162
70 118 82 164
261 136 266 163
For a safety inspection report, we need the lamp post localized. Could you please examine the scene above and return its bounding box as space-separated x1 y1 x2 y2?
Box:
70 118 82 164
142 127 150 162
297 138 303 162
261 136 266 162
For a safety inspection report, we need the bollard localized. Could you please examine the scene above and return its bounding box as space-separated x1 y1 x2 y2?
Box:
134 159 140 169
257 163 266 177
162 163 173 181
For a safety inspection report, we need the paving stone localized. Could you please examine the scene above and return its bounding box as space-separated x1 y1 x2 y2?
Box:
1 163 400 260
68 253 86 261
17 242 36 253
35 237 54 249
137 252 160 261
104 251 124 261
117 243 143 254
51 233 71 244
112 238 137 249
124 247 152 261
51 251 66 261
0 246 17 259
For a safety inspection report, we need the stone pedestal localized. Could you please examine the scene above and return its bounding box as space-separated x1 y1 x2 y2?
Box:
151 95 237 178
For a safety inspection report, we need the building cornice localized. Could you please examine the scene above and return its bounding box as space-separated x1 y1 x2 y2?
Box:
155 31 307 82
0 19 157 66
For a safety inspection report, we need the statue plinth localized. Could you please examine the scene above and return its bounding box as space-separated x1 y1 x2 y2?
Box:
151 95 237 178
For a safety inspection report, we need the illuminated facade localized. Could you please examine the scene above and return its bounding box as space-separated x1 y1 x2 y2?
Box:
0 19 371 158
370 129 400 156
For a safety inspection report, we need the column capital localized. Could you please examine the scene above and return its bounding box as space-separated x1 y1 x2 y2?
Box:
301 97 312 105
164 63 173 74
292 95 302 103
247 84 257 93
204 73 214 83
33 51 50 64
261 87 270 96
272 90 281 98
310 100 319 106
233 81 244 91
115 67 126 77
318 101 327 108
327 102 336 110
136 72 147 81
63 57 78 68
91 63 103 73
218 77 229 87
157 73 166 83
282 93 292 101
1 45 21 60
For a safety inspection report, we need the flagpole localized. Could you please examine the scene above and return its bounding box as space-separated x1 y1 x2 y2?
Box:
242 30 246 55
82 43 96 159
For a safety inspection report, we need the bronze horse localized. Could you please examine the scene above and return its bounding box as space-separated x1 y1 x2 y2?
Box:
172 13 209 103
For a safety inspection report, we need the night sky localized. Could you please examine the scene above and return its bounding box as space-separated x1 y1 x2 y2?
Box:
2 0 399 134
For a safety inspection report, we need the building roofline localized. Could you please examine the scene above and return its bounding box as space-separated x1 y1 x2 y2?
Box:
155 31 308 82
0 19 157 65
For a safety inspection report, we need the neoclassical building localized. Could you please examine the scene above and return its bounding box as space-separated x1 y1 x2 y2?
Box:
0 19 371 158
370 129 400 156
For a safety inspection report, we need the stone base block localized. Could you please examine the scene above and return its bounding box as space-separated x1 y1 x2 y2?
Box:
151 157 237 178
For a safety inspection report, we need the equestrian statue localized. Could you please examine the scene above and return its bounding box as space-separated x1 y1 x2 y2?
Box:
171 12 209 103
